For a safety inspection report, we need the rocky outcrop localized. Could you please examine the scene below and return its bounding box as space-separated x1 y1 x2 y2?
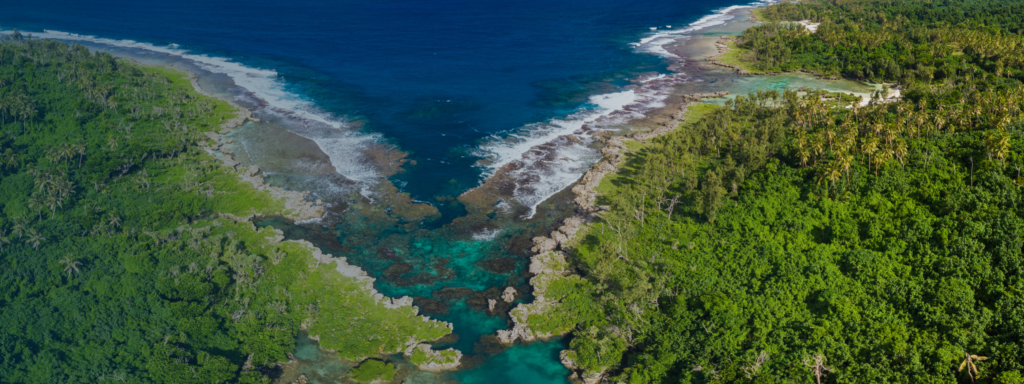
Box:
404 343 462 372
496 249 570 344
502 287 517 303
530 236 558 254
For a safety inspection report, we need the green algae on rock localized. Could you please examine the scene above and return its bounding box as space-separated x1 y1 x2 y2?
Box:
349 359 397 383
405 343 464 371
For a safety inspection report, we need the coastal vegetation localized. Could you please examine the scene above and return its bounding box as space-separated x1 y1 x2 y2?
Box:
349 359 396 383
0 35 449 383
539 0 1024 382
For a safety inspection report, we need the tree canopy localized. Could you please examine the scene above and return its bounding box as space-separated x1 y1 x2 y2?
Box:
538 0 1024 382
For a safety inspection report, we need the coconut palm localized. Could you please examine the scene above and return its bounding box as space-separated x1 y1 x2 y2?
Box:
11 217 26 239
25 229 44 250
74 141 86 169
58 143 74 164
27 194 44 220
45 194 63 219
984 130 1011 165
958 353 987 382
59 255 81 278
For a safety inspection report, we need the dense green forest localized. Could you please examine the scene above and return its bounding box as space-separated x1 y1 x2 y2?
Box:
0 35 448 383
739 0 1024 82
538 0 1024 383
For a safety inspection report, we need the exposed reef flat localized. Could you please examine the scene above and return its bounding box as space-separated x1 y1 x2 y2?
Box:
173 66 455 370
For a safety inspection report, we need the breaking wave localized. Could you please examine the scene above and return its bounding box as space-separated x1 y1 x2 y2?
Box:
634 0 781 58
475 73 696 218
19 29 382 187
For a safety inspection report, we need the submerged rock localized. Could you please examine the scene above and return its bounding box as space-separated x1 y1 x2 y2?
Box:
413 297 449 316
431 287 475 300
477 257 517 274
382 262 413 278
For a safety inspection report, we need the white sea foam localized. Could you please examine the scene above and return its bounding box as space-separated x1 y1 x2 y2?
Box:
471 228 502 241
11 29 382 187
633 0 780 58
475 71 691 218
472 1 779 217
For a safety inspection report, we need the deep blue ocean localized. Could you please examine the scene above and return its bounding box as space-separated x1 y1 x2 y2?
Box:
2 0 757 382
1 0 749 200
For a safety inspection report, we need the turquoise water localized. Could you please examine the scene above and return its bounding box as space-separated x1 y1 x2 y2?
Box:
284 332 569 384
1 0 877 382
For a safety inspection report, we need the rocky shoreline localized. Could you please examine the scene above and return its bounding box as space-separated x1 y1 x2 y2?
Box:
704 36 758 76
495 91 728 383
180 70 326 223
177 66 457 371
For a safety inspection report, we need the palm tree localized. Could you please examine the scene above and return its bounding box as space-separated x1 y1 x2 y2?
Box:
45 194 63 220
59 255 81 278
108 213 121 229
27 194 44 220
958 353 987 382
11 217 26 239
74 141 86 169
861 136 879 171
58 143 74 164
984 130 1011 165
25 229 44 250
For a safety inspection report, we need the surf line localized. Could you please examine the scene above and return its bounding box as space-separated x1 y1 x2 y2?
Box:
13 29 385 191
471 0 777 219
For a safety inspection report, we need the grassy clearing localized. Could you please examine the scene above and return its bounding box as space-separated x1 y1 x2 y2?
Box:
716 38 765 74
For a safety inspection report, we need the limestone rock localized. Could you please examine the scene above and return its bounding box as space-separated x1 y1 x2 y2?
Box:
488 299 497 311
531 237 557 253
560 350 577 370
582 370 604 384
529 251 568 276
222 156 239 169
404 343 462 372
384 295 415 309
550 231 568 248
557 216 583 241
502 287 516 303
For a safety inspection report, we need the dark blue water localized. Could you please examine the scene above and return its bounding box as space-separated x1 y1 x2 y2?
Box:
2 0 745 200
3 0 755 382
